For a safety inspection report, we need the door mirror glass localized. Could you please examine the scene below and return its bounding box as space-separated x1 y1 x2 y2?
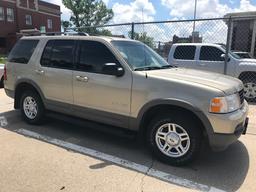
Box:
102 63 124 77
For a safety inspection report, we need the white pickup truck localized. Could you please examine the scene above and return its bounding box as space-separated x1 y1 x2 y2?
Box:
168 43 256 101
0 64 4 88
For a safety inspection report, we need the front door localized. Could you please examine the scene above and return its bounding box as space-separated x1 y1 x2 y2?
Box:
73 40 132 128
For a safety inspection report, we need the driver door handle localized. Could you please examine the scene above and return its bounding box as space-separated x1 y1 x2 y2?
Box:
35 69 45 75
76 76 89 82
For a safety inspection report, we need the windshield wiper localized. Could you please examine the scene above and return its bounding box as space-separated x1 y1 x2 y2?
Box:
134 66 162 71
160 65 177 69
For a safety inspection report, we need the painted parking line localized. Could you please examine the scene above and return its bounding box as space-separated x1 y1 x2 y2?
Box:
16 128 225 192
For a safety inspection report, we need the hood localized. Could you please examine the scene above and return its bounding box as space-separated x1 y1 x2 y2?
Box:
145 68 243 95
239 58 256 64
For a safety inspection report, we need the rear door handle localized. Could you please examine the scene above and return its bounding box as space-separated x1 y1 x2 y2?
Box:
35 69 45 75
76 76 89 82
198 63 206 66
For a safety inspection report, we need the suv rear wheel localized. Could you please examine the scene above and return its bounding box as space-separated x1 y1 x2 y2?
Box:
148 113 202 166
20 91 45 124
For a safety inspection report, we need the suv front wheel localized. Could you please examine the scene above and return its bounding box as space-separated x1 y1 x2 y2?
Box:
20 91 45 124
242 77 256 101
148 113 202 166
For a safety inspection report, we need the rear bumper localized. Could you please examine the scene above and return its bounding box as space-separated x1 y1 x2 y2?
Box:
209 117 249 151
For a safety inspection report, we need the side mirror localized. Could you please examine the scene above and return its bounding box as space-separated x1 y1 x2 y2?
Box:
220 54 230 62
102 63 124 77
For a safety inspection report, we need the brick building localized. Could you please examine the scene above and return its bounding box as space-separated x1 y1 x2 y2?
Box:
0 0 61 53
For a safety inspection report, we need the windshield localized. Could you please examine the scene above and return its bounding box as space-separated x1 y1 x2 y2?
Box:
221 45 241 59
229 51 241 59
111 41 171 71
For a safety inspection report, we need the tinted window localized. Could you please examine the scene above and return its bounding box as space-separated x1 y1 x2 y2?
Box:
40 40 54 66
8 40 39 64
200 46 224 61
40 40 75 69
174 46 196 60
77 41 118 74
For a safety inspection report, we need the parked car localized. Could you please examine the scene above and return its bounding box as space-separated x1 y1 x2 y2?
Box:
168 43 256 101
233 51 253 59
0 64 4 88
4 36 248 165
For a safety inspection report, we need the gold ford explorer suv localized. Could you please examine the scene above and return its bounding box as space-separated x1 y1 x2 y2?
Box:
4 36 249 165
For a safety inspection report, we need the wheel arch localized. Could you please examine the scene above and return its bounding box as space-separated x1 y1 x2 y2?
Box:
14 79 45 109
134 99 213 141
238 71 256 81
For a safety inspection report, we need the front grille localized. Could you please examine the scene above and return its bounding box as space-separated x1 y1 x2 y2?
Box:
239 89 244 104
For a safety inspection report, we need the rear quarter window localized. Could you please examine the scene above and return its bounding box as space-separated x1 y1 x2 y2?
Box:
173 45 196 60
7 39 39 64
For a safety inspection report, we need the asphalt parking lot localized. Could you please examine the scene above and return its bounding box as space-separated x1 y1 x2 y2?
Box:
0 88 255 192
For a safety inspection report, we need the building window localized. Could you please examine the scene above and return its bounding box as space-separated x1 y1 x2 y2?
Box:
25 15 32 25
47 19 52 29
7 8 14 22
0 7 4 21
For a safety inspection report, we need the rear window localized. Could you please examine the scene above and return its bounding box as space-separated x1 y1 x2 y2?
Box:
8 40 39 64
174 45 196 60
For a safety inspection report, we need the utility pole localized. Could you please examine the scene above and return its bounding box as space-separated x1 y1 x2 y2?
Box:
192 0 197 43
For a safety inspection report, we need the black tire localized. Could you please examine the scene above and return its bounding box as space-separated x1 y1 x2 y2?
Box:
241 77 256 102
147 112 202 166
0 76 3 88
20 90 45 124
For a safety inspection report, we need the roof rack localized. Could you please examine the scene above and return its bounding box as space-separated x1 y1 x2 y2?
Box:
20 30 89 37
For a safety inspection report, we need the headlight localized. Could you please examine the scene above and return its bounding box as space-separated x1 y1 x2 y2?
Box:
209 93 240 113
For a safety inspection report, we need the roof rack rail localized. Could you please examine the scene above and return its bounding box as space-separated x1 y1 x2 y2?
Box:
20 30 89 36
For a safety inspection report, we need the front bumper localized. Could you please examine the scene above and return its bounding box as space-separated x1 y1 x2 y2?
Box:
209 117 249 151
207 101 249 151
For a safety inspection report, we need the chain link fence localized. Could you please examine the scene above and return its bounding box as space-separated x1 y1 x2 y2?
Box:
68 15 256 100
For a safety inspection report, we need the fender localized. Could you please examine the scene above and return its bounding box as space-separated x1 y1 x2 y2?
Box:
130 99 214 136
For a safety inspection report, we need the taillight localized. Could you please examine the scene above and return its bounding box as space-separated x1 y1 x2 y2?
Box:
4 65 7 80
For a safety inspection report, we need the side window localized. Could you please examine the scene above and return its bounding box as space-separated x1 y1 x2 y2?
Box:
41 40 75 69
8 40 39 64
173 46 196 60
200 46 224 61
40 40 54 66
77 41 118 74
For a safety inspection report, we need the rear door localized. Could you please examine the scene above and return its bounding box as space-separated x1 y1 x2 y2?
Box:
198 46 225 73
38 39 75 105
171 45 198 69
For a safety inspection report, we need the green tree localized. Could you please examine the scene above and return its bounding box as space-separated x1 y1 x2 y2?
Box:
129 31 155 48
61 20 72 31
62 0 113 33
